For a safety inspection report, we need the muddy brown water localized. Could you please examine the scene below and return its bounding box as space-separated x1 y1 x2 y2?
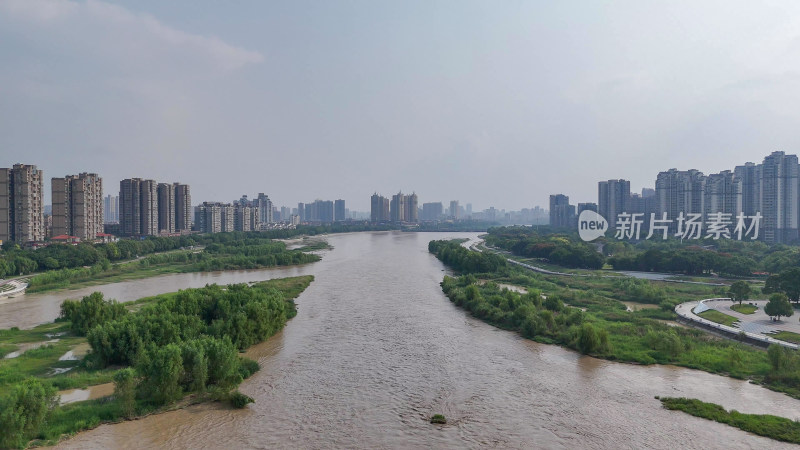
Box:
1 231 795 448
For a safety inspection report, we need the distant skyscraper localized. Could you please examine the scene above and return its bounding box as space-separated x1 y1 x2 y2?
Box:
598 179 630 228
140 180 159 236
404 193 418 222
577 202 598 215
421 202 443 221
760 151 799 243
549 194 574 228
256 193 273 224
704 170 741 217
195 202 222 233
390 192 406 222
449 200 459 220
370 193 389 222
104 194 119 223
174 183 192 232
0 164 45 243
157 183 175 234
334 199 346 222
221 204 235 232
120 178 159 236
655 169 706 228
734 162 761 217
52 172 103 240
120 178 142 236
297 202 305 222
234 204 252 231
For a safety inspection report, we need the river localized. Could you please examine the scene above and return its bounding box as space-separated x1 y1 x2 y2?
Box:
2 231 796 448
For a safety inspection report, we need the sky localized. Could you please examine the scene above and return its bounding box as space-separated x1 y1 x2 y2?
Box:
3 0 800 211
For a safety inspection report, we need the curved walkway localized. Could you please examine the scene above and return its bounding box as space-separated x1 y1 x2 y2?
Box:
474 240 726 286
675 298 799 349
0 280 28 299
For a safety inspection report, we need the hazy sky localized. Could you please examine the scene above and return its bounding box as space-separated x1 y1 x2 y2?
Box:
3 0 800 211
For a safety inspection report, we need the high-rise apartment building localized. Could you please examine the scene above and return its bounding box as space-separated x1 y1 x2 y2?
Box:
390 192 406 222
220 204 235 232
370 193 390 222
704 171 742 217
655 169 706 228
120 178 142 236
549 194 574 228
104 195 119 223
140 180 158 236
121 178 190 236
0 164 45 243
598 179 630 228
255 193 273 224
157 183 175 234
760 151 799 243
449 200 459 220
577 202 598 215
404 193 418 223
334 199 346 222
422 202 443 221
195 202 222 234
52 173 103 240
734 162 761 217
174 183 191 232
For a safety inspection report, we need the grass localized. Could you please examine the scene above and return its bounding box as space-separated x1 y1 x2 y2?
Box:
698 309 739 327
0 275 316 448
731 304 758 314
0 321 119 391
659 397 800 444
771 331 800 345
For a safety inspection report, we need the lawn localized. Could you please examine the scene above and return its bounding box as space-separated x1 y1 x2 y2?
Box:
731 304 758 314
771 331 800 345
698 309 739 327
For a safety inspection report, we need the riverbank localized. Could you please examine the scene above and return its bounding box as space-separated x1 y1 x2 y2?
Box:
429 239 800 407
0 276 314 448
24 237 326 294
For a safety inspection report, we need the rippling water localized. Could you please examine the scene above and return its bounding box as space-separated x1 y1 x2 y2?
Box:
10 231 794 449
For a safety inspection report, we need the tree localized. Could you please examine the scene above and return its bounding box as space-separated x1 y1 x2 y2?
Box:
779 268 800 303
764 293 794 321
138 344 184 405
113 368 137 419
727 280 752 305
0 379 58 448
577 323 600 354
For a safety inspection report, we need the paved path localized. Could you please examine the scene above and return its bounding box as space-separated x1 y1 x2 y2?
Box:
0 280 28 299
675 298 799 349
707 299 800 335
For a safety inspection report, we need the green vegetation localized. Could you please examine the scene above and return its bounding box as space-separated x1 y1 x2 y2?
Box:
427 240 506 274
764 293 794 321
771 331 800 345
484 227 604 269
731 304 757 314
0 275 313 448
728 280 752 304
429 239 800 400
763 267 800 302
430 414 447 424
25 233 322 293
697 309 739 327
483 225 800 277
659 397 800 444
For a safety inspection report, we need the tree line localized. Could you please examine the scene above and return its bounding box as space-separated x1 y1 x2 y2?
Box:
0 278 310 448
